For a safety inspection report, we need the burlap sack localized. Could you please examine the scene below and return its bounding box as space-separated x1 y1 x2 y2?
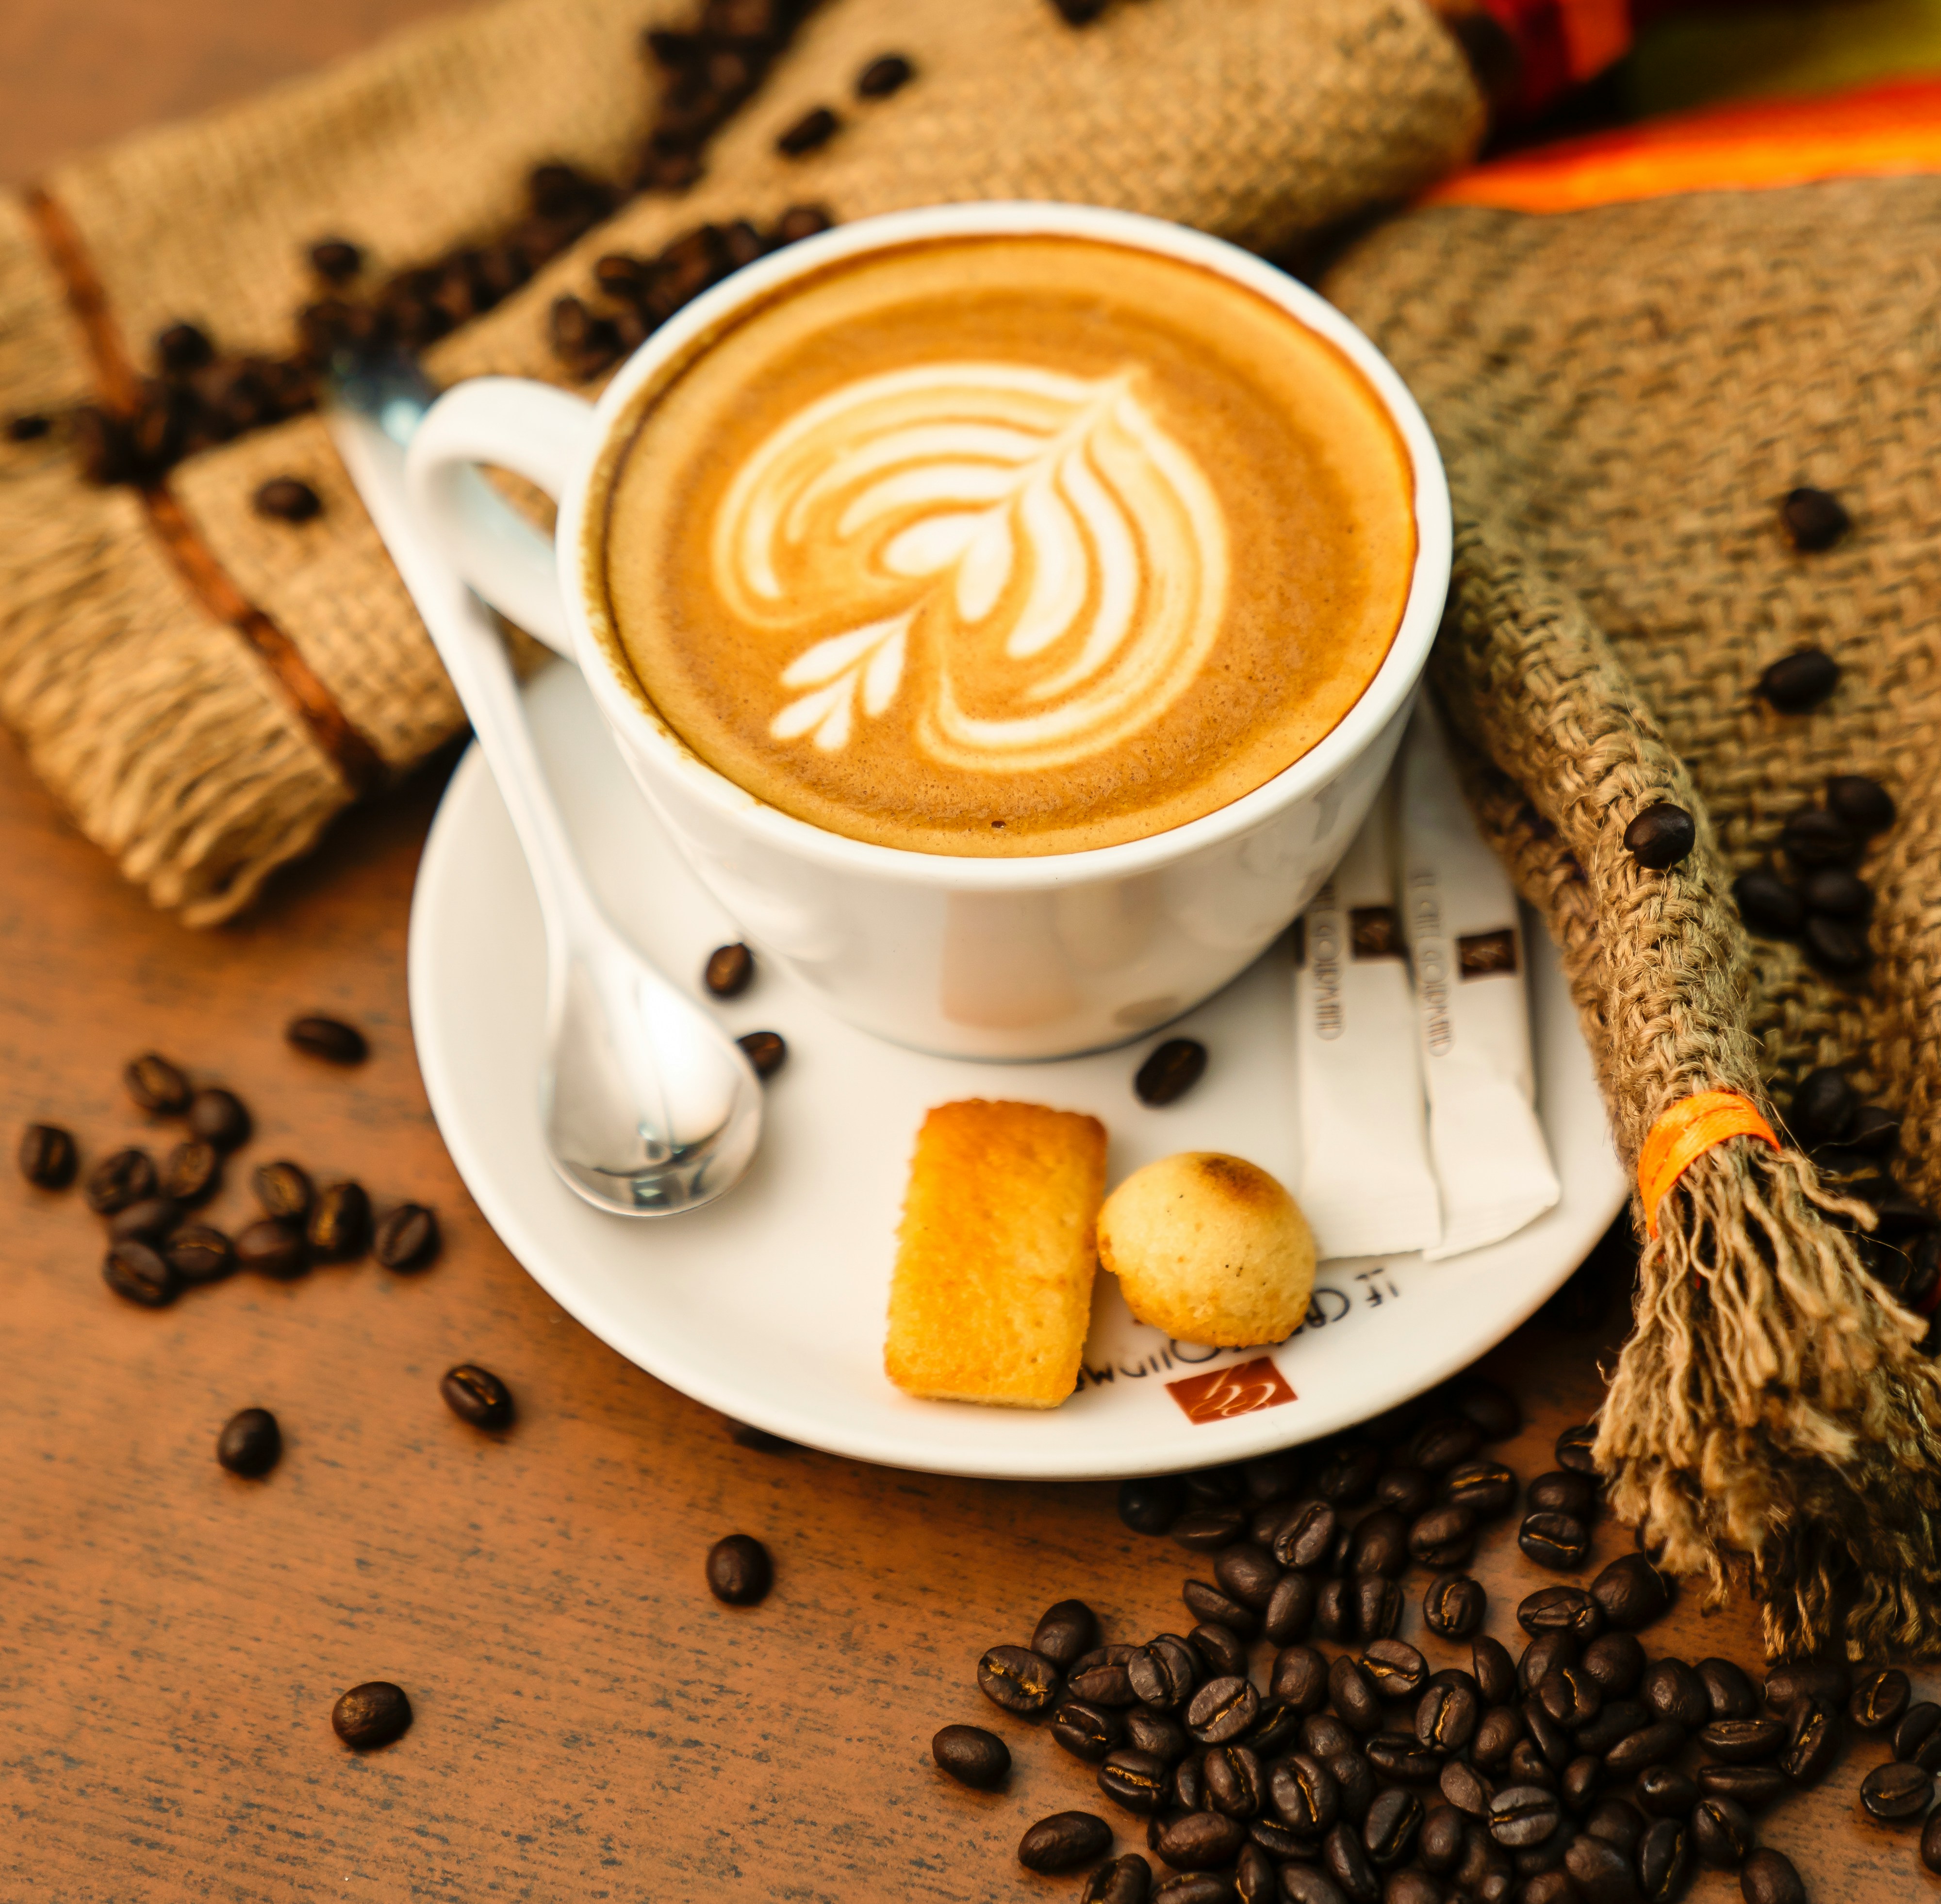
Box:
1324 82 1941 1658
0 0 1485 923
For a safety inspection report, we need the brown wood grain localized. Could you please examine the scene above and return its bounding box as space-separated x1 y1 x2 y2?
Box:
2 3 1935 1898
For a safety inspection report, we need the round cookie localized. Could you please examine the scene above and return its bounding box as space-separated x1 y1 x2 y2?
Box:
1097 1152 1314 1347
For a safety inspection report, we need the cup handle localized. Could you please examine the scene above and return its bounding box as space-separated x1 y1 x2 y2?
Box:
404 377 601 661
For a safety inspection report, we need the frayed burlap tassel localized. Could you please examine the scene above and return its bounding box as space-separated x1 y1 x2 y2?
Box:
1434 500 1941 1659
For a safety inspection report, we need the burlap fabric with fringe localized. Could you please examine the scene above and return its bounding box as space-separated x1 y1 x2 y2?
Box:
0 0 1483 924
1325 162 1941 1660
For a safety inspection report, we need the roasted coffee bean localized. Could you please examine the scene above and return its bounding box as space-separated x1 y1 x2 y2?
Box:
1827 772 1895 834
1407 1416 1483 1475
1084 1856 1152 1904
1452 1826 1509 1898
1924 1806 1941 1875
1738 1847 1805 1904
1782 806 1860 872
441 1362 513 1431
1330 1747 1376 1826
933 1720 1010 1788
1314 1577 1355 1642
236 1216 305 1278
1487 1786 1561 1851
1375 1465 1435 1519
1169 1756 1205 1813
103 1239 179 1307
1127 1710 1189 1765
1560 1752 1603 1816
1563 1832 1632 1904
1440 1757 1493 1819
1424 1573 1486 1640
1175 1506 1249 1552
1846 1103 1901 1153
1519 1587 1605 1641
1605 1720 1684 1778
1802 866 1872 920
1204 1744 1264 1819
1070 1654 1139 1708
1634 1766 1697 1819
1778 1696 1836 1786
1381 1871 1438 1904
1322 1821 1379 1902
704 1533 772 1606
1151 1875 1224 1904
1642 1659 1709 1730
1474 1637 1517 1708
108 1195 181 1243
1733 868 1806 938
737 1030 788 1078
374 1203 440 1271
124 1052 191 1115
775 106 840 156
1761 1660 1849 1712
1575 1699 1650 1758
1522 1471 1595 1523
307 1181 371 1260
5 411 52 442
18 1122 77 1189
1189 1624 1248 1681
1447 1374 1519 1440
1891 1702 1939 1770
1585 1796 1646 1857
1636 1816 1692 1903
1804 913 1871 976
1157 1809 1247 1871
1419 1804 1466 1872
1696 1658 1757 1722
1053 1698 1123 1761
1275 1501 1339 1569
1758 648 1840 713
1135 1038 1208 1106
287 1014 368 1064
1214 1543 1282 1611
1859 1759 1932 1823
1472 1706 1524 1772
1263 1570 1317 1645
1020 1811 1112 1872
216 1406 281 1477
1554 1423 1599 1474
1517 1634 1579 1701
165 1225 234 1284
254 475 322 523
855 50 915 97
1521 1698 1573 1772
1365 1734 1441 1785
1270 1646 1328 1714
1518 1513 1590 1570
85 1147 157 1215
1779 484 1849 551
1522 1873 1576 1904
1538 1667 1601 1731
1848 1665 1909 1730
1121 1476 1187 1535
702 943 754 998
1030 1598 1098 1670
1231 1842 1275 1904
1590 1553 1669 1630
1359 1639 1427 1702
332 1680 411 1749
1272 1750 1339 1835
309 236 364 281
1364 1788 1423 1867
1418 1679 1482 1755
1689 1794 1751 1867
253 1159 314 1221
1786 1067 1855 1148
1439 1459 1517 1519
1316 1444 1382 1505
1247 1700 1303 1758
1693 1764 1787 1808
1624 803 1694 871
1186 1675 1258 1745
1330 1656 1383 1735
1580 1634 1645 1699
1408 1505 1476 1570
1353 1576 1401 1642
159 1138 219 1206
1130 1635 1200 1710
1100 1747 1172 1814
1280 1871 1350 1904
1241 1449 1303 1505
1185 1467 1245 1506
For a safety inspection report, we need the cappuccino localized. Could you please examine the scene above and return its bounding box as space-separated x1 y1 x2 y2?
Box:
590 233 1415 856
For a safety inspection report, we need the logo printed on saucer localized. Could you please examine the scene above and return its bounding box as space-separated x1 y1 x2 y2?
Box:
1167 1357 1297 1424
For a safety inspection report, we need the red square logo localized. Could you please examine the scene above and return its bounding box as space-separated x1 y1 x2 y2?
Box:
1167 1357 1297 1425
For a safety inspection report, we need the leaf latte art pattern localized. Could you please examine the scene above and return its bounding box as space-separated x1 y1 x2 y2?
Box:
712 363 1231 771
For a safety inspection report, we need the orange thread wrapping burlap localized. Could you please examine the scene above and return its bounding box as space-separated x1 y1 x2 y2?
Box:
0 0 1484 923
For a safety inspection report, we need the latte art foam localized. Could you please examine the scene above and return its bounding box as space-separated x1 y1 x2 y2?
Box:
592 234 1417 857
714 362 1229 773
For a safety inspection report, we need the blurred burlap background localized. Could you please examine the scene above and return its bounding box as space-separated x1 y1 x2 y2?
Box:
0 0 1483 924
1323 92 1941 1656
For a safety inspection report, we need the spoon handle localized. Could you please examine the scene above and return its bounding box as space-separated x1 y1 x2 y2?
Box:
328 405 599 954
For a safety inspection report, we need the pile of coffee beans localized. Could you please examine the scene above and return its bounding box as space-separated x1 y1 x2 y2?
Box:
931 1379 1936 1900
1731 774 1894 981
14 1021 441 1308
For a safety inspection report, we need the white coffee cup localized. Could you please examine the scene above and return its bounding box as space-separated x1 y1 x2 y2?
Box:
406 201 1450 1060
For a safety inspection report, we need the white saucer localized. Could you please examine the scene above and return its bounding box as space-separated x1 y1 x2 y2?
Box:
408 662 1626 1479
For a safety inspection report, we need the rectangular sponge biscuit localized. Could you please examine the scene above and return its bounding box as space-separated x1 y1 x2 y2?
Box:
886 1099 1108 1409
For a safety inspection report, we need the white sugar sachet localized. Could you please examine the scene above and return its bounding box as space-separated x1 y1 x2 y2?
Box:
1294 789 1443 1259
1399 704 1560 1259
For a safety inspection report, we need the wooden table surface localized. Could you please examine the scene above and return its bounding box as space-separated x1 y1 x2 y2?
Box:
0 5 1930 1900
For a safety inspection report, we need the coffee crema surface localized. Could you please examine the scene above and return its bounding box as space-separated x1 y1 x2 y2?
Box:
591 234 1416 856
